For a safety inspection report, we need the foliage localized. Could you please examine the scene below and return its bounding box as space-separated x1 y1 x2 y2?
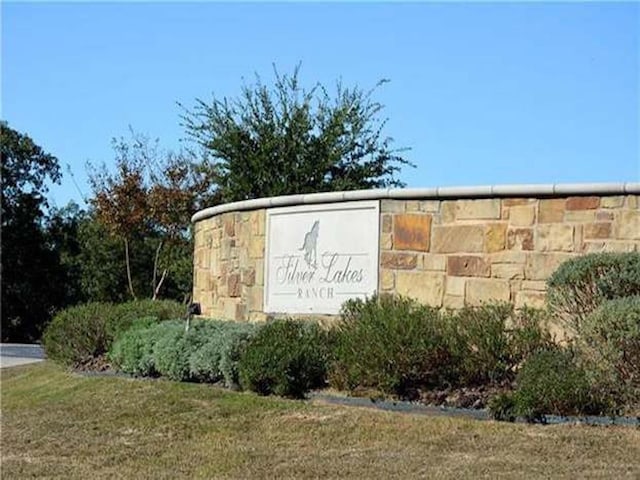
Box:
578 296 640 407
181 65 412 203
547 252 640 333
329 295 450 398
42 300 184 366
446 304 553 387
87 132 209 300
1 123 64 341
512 348 603 421
238 319 331 399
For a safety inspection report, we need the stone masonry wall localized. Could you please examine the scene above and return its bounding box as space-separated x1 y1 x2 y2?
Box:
193 209 267 322
193 193 639 320
379 195 639 310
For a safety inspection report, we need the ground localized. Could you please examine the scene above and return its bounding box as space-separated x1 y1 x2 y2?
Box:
1 362 639 479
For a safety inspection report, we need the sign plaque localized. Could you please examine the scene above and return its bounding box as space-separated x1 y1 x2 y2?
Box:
264 201 380 314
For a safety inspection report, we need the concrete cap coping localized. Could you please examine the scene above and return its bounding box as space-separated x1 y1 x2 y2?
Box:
191 182 640 223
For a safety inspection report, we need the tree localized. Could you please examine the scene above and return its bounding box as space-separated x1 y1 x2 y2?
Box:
180 65 412 203
87 132 208 301
1 122 63 341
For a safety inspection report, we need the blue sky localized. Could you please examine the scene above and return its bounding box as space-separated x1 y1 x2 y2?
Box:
3 2 639 209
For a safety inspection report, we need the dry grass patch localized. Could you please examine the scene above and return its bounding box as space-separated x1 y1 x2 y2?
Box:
1 363 639 479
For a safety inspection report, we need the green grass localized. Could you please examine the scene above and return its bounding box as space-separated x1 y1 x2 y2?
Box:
2 363 640 479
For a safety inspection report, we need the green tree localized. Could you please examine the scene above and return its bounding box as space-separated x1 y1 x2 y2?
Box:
180 66 412 203
1 122 63 341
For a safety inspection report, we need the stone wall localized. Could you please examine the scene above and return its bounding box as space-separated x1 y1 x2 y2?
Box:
379 195 639 310
193 188 639 320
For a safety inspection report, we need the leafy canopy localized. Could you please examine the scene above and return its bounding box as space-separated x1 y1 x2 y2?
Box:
181 66 412 203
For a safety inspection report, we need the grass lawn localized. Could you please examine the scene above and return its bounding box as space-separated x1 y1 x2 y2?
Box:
2 363 639 479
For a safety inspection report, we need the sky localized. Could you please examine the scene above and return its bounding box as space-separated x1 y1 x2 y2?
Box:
3 2 639 210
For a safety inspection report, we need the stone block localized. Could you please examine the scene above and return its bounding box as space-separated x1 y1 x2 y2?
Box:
249 235 265 259
443 295 465 309
485 223 507 253
381 252 418 270
503 198 536 207
395 271 445 307
227 273 241 297
537 224 574 252
525 253 575 280
615 210 640 240
447 255 490 277
455 199 501 220
241 267 256 286
381 200 405 213
432 225 484 253
465 279 510 305
564 210 596 223
380 269 395 290
538 198 565 223
584 223 612 240
248 287 263 311
490 250 527 264
596 211 614 222
393 214 431 251
406 200 421 212
515 291 546 309
420 200 441 213
522 280 547 291
446 276 466 296
601 196 624 209
507 228 534 251
381 233 393 250
381 214 393 233
440 201 457 223
251 210 265 236
626 196 638 209
249 311 268 323
224 215 236 237
255 259 264 286
491 264 524 279
566 196 600 210
508 206 535 226
420 254 446 271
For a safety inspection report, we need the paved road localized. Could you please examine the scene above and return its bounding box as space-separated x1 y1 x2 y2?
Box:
0 344 45 368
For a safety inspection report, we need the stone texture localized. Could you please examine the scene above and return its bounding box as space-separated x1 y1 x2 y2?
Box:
380 252 418 270
596 211 614 222
564 210 596 223
432 225 485 253
491 264 524 279
393 214 431 251
249 235 265 259
490 250 527 264
381 233 393 250
446 276 466 297
525 253 575 280
584 223 612 240
380 269 395 290
440 201 457 223
382 214 393 233
420 200 441 213
381 200 405 213
522 280 547 291
465 279 510 305
443 295 465 309
537 224 574 252
455 199 501 220
566 196 600 210
447 255 490 277
538 198 565 223
224 216 236 237
615 210 640 240
601 196 624 209
485 223 507 253
508 206 536 226
515 291 546 309
507 228 534 251
395 271 445 307
420 254 446 271
503 198 536 207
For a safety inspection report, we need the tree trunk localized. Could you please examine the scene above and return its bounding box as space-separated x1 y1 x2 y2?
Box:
152 240 164 300
124 238 137 300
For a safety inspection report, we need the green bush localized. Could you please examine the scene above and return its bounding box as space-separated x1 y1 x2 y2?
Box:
110 319 259 385
238 319 331 399
547 253 640 332
42 302 113 366
329 295 451 398
512 348 603 421
189 321 258 387
109 319 182 376
43 299 185 367
579 296 640 407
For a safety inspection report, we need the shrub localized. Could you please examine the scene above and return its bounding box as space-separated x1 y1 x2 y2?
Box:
578 296 640 407
512 348 602 421
42 302 113 366
238 319 331 399
109 319 182 376
43 299 185 367
487 392 517 422
329 295 451 398
547 253 640 332
189 321 258 387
